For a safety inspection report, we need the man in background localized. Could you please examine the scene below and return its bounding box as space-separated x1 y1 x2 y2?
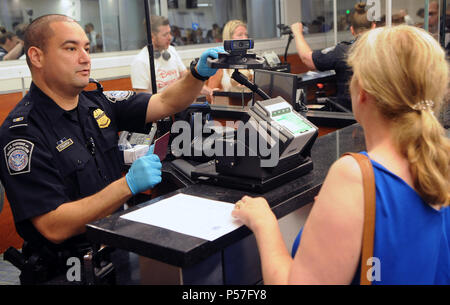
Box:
428 1 440 34
0 32 24 61
131 16 186 93
131 16 211 97
84 23 97 53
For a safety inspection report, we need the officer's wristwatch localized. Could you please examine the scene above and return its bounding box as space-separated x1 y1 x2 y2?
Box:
190 58 210 81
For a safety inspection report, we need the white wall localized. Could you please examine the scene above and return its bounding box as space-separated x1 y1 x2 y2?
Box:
282 0 301 25
247 0 277 39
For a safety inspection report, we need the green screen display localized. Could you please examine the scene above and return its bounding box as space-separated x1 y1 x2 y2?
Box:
273 112 312 135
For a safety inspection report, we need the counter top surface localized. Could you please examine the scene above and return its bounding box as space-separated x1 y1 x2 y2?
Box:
86 123 366 267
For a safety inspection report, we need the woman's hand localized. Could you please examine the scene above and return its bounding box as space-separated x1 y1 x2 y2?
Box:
232 195 277 233
201 86 220 102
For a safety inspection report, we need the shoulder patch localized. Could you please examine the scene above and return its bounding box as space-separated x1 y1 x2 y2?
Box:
103 91 135 103
321 46 336 55
4 139 34 175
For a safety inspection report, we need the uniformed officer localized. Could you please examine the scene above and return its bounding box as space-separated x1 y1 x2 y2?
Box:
291 2 375 111
0 14 221 282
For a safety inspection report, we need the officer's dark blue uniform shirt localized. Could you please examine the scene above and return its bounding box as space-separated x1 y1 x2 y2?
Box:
312 39 355 111
0 82 151 250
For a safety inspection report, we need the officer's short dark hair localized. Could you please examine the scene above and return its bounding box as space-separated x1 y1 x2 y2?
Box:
24 14 74 68
151 15 170 35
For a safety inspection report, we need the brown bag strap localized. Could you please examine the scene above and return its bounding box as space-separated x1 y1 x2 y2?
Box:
342 152 376 285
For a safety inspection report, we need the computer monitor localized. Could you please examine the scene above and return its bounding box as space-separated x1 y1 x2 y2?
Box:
253 69 298 108
186 0 197 9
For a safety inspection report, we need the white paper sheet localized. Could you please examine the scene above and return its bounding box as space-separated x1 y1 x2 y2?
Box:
121 194 243 241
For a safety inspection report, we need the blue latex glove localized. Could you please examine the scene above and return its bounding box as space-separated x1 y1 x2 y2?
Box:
196 47 226 78
125 145 162 195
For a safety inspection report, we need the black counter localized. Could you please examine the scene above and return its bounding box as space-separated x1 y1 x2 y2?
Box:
86 123 366 274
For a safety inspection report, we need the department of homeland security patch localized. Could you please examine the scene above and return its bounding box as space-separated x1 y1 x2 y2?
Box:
103 91 135 103
4 139 34 175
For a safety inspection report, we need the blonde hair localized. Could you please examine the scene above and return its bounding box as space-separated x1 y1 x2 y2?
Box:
348 25 450 206
222 20 246 40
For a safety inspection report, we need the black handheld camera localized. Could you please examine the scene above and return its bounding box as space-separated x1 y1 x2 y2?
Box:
207 39 264 69
223 39 254 55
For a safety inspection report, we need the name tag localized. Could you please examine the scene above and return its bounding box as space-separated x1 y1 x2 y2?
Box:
56 138 74 152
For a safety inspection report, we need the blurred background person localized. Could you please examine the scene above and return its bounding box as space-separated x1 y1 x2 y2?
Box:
131 16 210 97
291 2 375 111
399 9 415 26
0 31 24 61
204 19 253 103
84 23 97 53
428 1 440 34
131 16 186 93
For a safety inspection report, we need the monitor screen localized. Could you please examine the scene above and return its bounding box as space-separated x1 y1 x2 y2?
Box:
168 0 178 9
186 0 198 9
253 69 298 107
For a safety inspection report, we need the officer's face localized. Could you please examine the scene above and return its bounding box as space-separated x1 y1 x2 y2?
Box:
152 25 172 51
42 21 91 90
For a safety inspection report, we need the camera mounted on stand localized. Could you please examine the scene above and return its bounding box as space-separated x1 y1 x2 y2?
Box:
208 39 266 69
173 39 319 192
207 39 270 101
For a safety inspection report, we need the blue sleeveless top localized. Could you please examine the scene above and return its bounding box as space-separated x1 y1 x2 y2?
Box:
291 152 450 284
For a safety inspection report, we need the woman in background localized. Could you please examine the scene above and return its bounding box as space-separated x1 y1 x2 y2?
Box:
205 20 253 102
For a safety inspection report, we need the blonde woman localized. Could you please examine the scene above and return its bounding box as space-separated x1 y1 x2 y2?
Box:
232 25 450 284
205 20 254 101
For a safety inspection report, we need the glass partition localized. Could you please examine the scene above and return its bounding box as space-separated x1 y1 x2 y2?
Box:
0 0 280 58
301 0 336 48
298 0 446 49
0 0 446 63
336 0 364 43
390 0 436 29
165 0 279 47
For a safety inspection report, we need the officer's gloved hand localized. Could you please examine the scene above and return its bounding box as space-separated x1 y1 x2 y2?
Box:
125 145 162 195
196 47 225 78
